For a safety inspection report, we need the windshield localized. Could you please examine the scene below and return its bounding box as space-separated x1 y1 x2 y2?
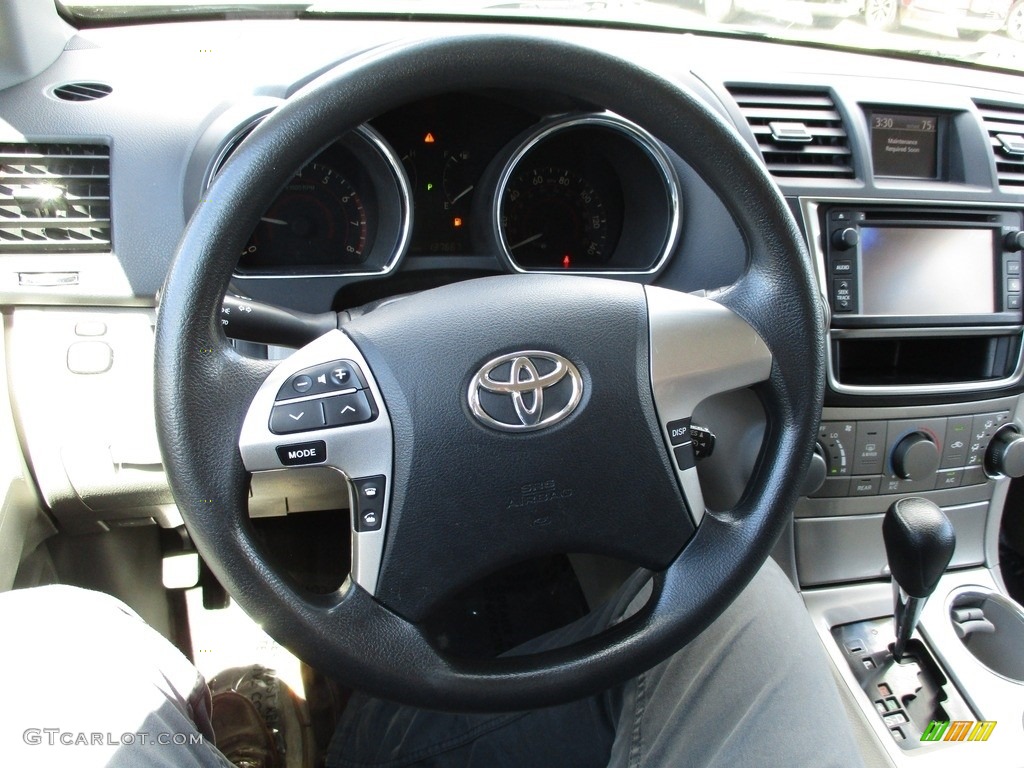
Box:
58 0 1024 73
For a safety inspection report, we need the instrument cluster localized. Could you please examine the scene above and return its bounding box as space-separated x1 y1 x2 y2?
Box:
231 92 682 278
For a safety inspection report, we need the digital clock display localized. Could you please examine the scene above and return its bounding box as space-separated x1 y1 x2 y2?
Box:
871 113 939 179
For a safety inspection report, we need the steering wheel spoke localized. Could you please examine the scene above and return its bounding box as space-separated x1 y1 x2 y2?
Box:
646 286 773 525
239 330 394 593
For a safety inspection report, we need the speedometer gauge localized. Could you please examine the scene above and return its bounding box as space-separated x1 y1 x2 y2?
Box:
501 166 611 269
243 161 369 269
494 114 681 275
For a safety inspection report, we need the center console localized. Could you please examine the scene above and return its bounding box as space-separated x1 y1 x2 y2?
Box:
797 198 1024 765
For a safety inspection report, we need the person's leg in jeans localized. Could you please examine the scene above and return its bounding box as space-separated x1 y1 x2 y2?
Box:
0 559 866 768
328 559 865 768
326 569 645 768
0 584 231 768
606 560 862 767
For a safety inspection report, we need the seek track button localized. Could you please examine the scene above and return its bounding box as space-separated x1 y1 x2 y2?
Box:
270 401 326 434
324 391 375 427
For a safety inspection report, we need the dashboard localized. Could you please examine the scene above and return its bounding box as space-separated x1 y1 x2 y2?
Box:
3 15 1024 571
4 2 1024 585
3 7 1024 764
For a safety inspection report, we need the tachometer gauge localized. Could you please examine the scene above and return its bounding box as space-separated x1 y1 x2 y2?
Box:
243 161 369 269
500 166 611 270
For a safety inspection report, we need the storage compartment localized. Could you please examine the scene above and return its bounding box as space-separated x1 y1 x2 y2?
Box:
795 502 987 587
833 333 1020 387
949 590 1024 682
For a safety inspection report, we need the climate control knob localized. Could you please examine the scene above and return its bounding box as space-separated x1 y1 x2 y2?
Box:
802 442 828 496
891 432 940 480
986 427 1024 478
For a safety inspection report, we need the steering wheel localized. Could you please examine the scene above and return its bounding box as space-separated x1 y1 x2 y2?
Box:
155 34 824 712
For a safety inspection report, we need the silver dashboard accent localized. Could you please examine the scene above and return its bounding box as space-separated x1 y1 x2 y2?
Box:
645 286 773 525
203 108 276 192
819 394 1022 423
238 329 393 594
799 197 1024 397
826 325 1024 397
467 351 582 432
273 386 359 407
493 113 682 276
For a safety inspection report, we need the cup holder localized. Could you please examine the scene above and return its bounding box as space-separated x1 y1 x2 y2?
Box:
949 590 1024 683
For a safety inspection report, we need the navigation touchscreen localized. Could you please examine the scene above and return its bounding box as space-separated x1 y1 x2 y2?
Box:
870 113 939 179
859 227 995 316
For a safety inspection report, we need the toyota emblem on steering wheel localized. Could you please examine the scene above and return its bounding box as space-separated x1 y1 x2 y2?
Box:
468 351 583 432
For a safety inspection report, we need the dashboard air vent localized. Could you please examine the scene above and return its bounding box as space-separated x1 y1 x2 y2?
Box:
0 143 111 253
974 100 1024 190
727 87 854 180
52 82 113 102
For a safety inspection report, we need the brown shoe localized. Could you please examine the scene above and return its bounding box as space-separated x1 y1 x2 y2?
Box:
212 690 281 768
209 665 313 768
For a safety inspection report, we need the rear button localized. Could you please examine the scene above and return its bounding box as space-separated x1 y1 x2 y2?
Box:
276 440 327 466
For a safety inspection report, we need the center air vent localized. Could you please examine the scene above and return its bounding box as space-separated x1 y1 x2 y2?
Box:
0 143 111 253
727 86 855 180
974 100 1024 190
52 82 113 102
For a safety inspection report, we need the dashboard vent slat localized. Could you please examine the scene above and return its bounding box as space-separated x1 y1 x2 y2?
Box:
727 86 855 180
974 100 1024 190
0 143 111 253
52 82 113 102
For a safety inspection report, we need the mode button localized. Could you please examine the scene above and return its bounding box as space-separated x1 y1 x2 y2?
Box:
276 440 327 466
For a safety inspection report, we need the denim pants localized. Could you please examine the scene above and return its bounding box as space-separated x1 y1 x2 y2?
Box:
0 559 864 767
327 559 865 768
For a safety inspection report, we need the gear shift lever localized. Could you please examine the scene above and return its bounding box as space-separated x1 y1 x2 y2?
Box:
883 497 955 661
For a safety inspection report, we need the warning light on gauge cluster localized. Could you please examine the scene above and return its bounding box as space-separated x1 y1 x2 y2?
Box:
453 217 463 228
562 254 571 269
424 132 436 144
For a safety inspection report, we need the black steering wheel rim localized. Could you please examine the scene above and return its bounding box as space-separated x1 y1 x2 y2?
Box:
155 34 825 712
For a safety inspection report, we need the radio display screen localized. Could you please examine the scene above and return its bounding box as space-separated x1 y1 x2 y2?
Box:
860 227 995 316
871 113 938 179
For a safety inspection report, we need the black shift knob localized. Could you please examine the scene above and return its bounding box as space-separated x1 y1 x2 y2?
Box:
883 497 955 599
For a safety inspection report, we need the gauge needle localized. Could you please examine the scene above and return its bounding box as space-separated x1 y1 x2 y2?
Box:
260 216 288 226
509 233 543 250
450 185 474 205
